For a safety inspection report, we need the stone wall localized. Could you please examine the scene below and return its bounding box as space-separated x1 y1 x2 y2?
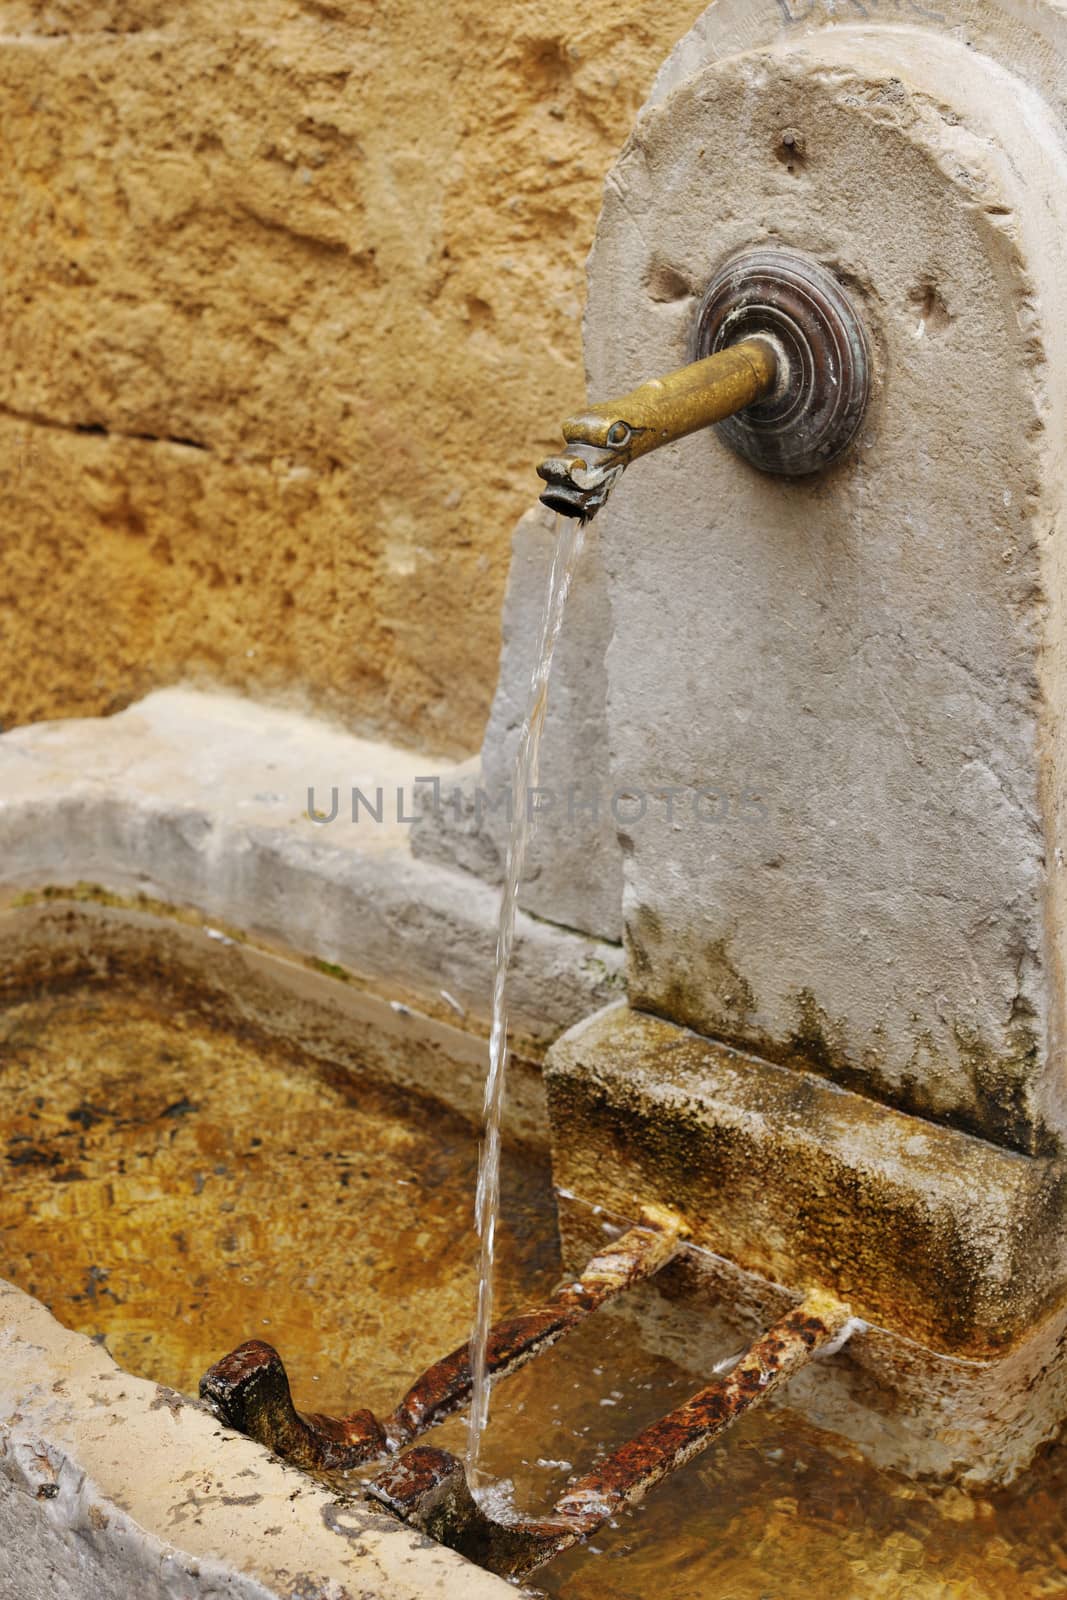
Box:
0 0 703 757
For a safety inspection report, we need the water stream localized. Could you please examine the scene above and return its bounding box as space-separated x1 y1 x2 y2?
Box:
466 511 586 1476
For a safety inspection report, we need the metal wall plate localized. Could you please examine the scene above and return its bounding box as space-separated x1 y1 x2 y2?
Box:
693 247 871 476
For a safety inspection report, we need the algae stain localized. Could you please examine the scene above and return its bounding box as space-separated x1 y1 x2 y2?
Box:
702 939 757 1034
626 909 757 1039
624 903 662 981
309 957 352 983
9 881 250 945
580 955 626 994
618 905 1052 1156
952 1013 1046 1156
786 987 846 1078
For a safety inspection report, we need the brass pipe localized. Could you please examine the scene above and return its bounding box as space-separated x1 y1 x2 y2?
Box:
537 337 778 522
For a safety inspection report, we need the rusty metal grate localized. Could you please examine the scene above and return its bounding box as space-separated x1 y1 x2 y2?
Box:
200 1206 853 1580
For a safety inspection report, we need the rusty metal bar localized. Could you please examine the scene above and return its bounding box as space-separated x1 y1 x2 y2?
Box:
386 1203 682 1448
367 1289 855 1580
197 1338 388 1475
199 1204 684 1475
550 1287 853 1530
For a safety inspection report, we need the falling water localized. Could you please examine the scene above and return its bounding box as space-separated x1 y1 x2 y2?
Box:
466 511 586 1476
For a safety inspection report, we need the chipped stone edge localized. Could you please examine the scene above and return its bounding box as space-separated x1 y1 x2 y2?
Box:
647 0 1067 113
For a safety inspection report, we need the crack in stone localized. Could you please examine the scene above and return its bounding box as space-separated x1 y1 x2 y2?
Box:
0 402 209 453
0 28 173 42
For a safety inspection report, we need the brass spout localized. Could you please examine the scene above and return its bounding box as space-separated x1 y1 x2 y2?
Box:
537 337 778 522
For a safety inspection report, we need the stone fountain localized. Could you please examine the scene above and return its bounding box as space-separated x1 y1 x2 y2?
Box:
6 1 1067 1595
424 0 1067 1487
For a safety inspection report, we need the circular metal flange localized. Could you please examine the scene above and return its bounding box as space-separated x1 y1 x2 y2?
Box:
693 247 871 477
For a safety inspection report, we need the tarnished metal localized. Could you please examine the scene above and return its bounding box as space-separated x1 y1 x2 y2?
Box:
537 246 872 520
199 1205 684 1475
537 339 777 522
368 1289 855 1580
694 247 871 477
198 1339 388 1473
549 1288 854 1531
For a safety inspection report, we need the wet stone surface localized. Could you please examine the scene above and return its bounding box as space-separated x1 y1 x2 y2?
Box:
2 979 1067 1596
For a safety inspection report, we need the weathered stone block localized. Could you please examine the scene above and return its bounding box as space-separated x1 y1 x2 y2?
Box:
0 3 708 754
547 1004 1064 1356
581 16 1067 1153
547 1003 1067 1483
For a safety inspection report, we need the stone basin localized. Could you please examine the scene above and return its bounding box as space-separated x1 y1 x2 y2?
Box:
0 900 550 1600
3 903 1067 1599
1 692 1067 1598
0 688 624 1600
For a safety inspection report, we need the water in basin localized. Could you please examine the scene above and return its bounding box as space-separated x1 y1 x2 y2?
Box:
0 975 557 1416
2 969 1067 1598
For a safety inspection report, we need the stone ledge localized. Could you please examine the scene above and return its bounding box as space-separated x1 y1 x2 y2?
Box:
0 1279 518 1600
0 689 624 1057
547 1004 1067 1483
555 1191 1067 1486
545 1004 1067 1357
